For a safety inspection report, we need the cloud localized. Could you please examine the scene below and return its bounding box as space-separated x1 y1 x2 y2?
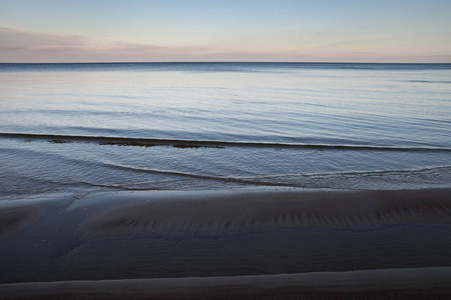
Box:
0 26 449 63
0 26 220 62
0 26 171 62
107 42 166 53
0 43 25 50
330 38 386 47
0 26 87 48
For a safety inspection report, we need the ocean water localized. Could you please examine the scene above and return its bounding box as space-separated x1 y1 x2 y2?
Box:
0 62 450 199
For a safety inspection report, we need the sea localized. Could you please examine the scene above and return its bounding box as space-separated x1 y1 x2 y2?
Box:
0 62 450 200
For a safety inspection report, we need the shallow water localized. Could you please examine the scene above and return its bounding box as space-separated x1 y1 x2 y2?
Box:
1 63 450 198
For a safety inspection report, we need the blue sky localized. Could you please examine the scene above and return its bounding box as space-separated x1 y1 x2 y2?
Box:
0 0 450 62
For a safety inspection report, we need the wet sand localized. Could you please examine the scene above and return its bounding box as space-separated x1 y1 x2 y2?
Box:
1 267 451 299
1 188 450 298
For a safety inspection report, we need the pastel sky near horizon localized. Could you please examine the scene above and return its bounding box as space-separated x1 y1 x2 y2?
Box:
0 0 450 63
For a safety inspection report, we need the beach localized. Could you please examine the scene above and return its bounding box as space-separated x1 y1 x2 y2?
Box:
1 268 451 299
1 188 451 298
1 62 450 298
1 0 451 296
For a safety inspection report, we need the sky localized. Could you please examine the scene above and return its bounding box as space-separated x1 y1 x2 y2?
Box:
0 0 450 63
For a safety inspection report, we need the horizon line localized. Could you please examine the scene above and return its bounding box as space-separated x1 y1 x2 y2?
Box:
1 61 450 65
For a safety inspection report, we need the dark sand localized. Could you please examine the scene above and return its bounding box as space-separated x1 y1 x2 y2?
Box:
1 188 450 298
1 267 451 299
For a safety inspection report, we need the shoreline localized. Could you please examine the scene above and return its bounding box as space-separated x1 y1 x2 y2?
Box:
1 267 451 299
1 188 450 297
3 132 450 152
2 188 450 239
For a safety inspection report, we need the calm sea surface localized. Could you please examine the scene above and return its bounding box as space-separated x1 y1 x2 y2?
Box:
1 63 450 199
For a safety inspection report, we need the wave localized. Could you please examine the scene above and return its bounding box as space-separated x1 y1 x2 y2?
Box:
2 132 450 152
407 80 451 84
100 163 298 188
90 162 451 191
256 165 451 179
